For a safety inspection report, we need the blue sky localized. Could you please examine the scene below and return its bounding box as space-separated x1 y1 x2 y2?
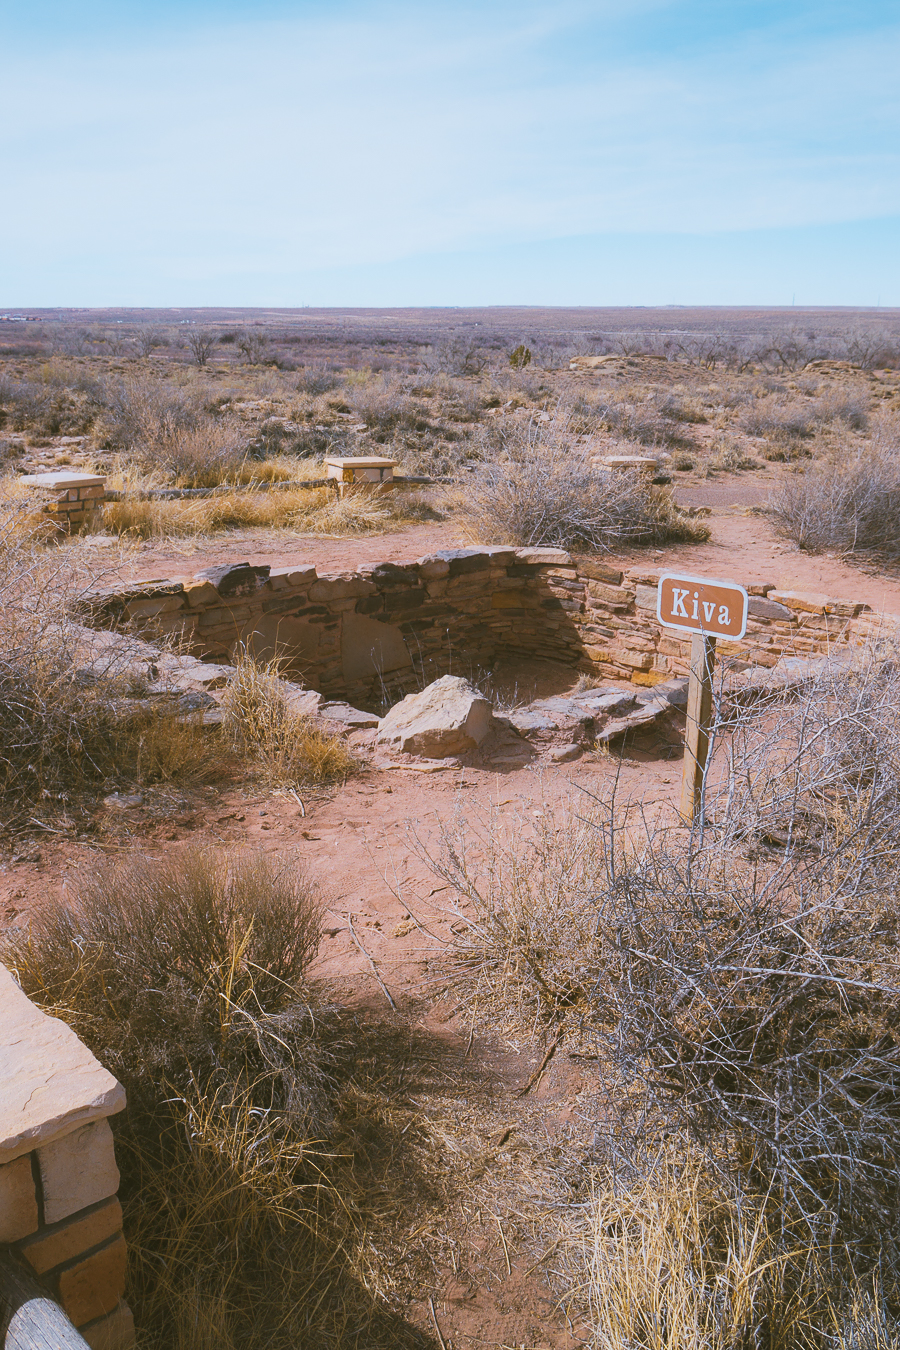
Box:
1 0 898 306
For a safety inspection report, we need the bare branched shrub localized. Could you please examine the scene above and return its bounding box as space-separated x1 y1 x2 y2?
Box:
427 648 900 1320
160 420 250 487
420 331 488 376
739 396 815 456
0 369 97 436
769 433 900 555
813 390 869 430
461 422 709 551
705 436 762 474
95 378 250 486
186 330 216 367
295 362 341 395
236 329 271 365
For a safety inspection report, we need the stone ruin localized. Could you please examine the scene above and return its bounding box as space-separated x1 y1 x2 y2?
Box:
78 544 895 711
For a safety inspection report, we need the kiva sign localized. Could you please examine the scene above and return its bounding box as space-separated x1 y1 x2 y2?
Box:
657 572 749 641
656 571 749 823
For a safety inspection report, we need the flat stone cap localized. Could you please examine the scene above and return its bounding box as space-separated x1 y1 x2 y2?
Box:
324 456 397 468
19 472 106 489
598 455 658 468
0 965 125 1164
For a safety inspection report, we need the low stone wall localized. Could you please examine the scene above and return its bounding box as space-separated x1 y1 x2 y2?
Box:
0 966 133 1350
78 548 898 708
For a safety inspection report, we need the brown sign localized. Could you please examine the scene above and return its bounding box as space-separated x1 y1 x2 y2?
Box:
657 571 748 640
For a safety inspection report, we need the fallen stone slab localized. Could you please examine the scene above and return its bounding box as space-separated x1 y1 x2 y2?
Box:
569 688 636 716
594 698 671 743
503 708 558 736
530 696 596 724
550 742 583 763
281 683 324 718
636 678 689 709
727 652 854 699
319 701 379 729
376 675 495 758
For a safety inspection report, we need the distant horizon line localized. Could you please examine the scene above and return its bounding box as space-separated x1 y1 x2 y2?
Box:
3 304 899 317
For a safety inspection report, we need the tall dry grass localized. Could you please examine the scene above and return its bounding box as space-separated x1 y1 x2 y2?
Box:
4 847 492 1349
101 483 439 539
221 648 358 787
558 1145 900 1350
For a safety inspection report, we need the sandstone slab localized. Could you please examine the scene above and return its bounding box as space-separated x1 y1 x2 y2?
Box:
20 1198 123 1276
0 966 125 1165
0 1154 39 1241
376 676 494 757
58 1233 127 1326
81 1301 135 1350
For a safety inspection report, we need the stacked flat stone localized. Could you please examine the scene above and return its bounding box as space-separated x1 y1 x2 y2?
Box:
75 549 897 707
0 966 133 1349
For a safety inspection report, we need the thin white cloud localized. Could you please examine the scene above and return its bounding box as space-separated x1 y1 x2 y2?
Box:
1 2 897 297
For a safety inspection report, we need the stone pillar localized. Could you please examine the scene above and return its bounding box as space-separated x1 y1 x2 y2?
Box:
0 966 134 1349
18 472 107 532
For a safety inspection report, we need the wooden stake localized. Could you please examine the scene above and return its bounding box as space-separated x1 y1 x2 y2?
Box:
680 632 716 824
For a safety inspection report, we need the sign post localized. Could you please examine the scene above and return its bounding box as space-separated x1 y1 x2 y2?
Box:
656 572 749 824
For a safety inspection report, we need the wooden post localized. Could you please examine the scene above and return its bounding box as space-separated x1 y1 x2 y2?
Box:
679 632 717 824
0 1252 92 1349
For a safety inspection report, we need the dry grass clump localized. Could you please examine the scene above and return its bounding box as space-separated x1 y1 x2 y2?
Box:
3 852 404 1347
428 648 900 1339
577 389 707 448
558 1145 898 1350
738 395 815 458
0 511 220 825
704 435 763 474
221 648 358 787
460 423 709 551
101 483 439 539
768 431 900 556
4 848 500 1348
